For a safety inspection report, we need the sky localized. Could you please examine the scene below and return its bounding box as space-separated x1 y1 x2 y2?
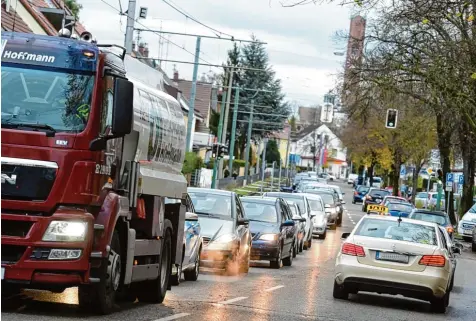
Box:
78 0 352 106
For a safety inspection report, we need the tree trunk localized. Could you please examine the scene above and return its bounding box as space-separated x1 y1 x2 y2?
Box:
436 113 453 221
459 126 476 216
367 163 374 187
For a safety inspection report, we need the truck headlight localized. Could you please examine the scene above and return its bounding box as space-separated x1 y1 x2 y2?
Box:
42 221 87 242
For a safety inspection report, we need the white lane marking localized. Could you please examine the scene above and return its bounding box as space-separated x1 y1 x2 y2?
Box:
265 285 285 292
215 296 248 305
153 313 190 321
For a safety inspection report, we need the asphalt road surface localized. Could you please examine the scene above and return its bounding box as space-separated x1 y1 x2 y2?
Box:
3 182 476 321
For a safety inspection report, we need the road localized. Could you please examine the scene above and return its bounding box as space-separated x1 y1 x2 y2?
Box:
2 182 476 321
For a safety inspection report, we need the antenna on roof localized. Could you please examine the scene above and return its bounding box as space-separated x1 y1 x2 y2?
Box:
11 0 19 32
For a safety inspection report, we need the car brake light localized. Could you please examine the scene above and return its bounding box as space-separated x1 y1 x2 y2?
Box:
446 226 454 234
341 243 366 257
354 191 358 196
419 255 446 267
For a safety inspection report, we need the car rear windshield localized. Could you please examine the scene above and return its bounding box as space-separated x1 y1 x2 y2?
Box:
308 199 323 211
241 201 278 223
369 189 390 197
387 203 413 213
266 194 306 214
311 193 334 205
355 218 437 245
357 186 370 193
188 192 232 218
411 212 449 226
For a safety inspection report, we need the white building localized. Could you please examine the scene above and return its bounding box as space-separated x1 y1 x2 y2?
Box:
290 124 348 178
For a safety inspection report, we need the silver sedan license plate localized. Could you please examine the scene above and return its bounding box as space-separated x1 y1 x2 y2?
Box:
376 251 409 263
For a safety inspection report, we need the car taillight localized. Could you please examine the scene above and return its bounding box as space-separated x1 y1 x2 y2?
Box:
446 226 454 234
419 255 446 267
341 243 366 257
354 191 358 196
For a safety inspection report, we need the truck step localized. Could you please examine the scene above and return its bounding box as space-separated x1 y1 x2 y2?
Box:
90 251 102 258
89 277 100 283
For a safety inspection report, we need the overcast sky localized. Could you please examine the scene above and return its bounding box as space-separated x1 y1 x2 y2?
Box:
78 0 351 106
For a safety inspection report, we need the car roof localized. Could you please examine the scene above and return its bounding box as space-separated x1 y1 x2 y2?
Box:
369 188 389 192
240 196 279 204
265 192 306 200
411 209 448 216
187 187 233 196
386 201 412 206
361 214 439 228
296 193 323 200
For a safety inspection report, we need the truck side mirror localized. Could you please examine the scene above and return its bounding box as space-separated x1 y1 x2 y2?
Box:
112 78 134 136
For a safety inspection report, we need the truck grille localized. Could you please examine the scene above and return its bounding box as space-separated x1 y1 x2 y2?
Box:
1 157 57 201
1 244 27 264
1 220 34 237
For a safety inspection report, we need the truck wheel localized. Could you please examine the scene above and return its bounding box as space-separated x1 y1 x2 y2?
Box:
184 247 201 281
137 227 172 303
78 230 121 315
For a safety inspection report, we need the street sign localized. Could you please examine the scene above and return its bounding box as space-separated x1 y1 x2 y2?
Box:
427 168 433 174
446 172 454 183
320 103 334 123
458 175 464 184
399 165 406 178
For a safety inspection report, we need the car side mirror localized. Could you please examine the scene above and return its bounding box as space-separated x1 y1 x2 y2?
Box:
310 214 316 219
341 232 351 239
341 200 346 204
299 217 306 222
112 78 134 136
282 219 295 227
292 215 301 221
451 246 461 255
185 211 198 221
237 218 249 226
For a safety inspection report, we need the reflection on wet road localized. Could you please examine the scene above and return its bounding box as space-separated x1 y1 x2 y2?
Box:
3 182 476 321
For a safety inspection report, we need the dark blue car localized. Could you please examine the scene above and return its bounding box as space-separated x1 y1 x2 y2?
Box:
386 202 414 217
352 185 370 204
241 196 297 269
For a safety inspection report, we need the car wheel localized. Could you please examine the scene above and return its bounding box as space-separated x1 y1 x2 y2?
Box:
293 241 298 258
332 280 348 300
321 230 327 240
449 273 455 292
299 239 304 253
184 247 201 281
283 245 293 266
170 262 182 286
431 291 449 313
307 235 312 248
352 199 355 204
270 246 282 269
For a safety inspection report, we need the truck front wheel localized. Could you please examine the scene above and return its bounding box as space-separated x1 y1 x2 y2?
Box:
137 226 172 303
78 230 122 314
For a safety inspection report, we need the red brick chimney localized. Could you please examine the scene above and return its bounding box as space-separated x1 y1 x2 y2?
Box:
138 42 145 56
173 70 179 81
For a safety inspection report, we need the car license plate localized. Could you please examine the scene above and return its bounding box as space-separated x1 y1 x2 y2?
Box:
1 267 4 280
463 229 473 235
375 251 409 263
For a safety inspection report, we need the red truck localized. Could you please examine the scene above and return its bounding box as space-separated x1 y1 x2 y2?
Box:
1 30 188 314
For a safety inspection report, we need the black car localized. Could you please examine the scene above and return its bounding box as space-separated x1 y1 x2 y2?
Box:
352 185 370 204
188 188 252 275
241 196 299 269
362 188 391 212
408 209 454 237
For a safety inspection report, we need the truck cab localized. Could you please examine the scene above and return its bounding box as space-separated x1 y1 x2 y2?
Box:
1 31 187 314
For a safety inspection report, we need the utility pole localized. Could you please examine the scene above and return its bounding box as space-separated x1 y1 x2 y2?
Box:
260 138 269 193
211 90 227 188
185 36 201 152
284 126 292 184
124 0 137 54
228 87 240 173
243 100 254 185
218 66 234 178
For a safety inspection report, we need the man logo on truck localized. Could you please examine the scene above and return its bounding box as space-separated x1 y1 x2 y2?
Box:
1 173 17 185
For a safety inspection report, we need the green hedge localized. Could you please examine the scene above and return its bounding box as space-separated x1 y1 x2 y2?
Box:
182 152 203 174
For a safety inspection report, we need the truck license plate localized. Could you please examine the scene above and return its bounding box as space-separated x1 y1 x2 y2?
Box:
376 251 409 263
1 267 4 280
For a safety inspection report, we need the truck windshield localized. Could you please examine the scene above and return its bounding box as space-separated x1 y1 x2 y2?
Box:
1 65 94 133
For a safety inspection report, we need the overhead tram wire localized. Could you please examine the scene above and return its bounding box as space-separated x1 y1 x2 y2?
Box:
162 0 234 39
100 0 216 66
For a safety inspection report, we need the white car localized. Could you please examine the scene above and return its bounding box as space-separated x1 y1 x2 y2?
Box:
334 215 455 313
347 174 358 185
457 203 476 242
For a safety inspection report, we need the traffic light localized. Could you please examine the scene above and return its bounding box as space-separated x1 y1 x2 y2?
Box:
212 143 228 159
385 109 398 129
